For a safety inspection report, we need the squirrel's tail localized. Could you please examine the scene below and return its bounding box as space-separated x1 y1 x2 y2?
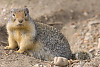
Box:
71 51 94 60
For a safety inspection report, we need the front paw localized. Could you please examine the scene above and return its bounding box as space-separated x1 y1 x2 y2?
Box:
16 50 24 53
4 46 12 49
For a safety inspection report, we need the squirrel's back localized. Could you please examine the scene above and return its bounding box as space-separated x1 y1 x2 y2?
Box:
29 21 72 60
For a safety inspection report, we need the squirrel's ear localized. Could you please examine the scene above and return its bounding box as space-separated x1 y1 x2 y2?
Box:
24 8 29 14
11 8 15 13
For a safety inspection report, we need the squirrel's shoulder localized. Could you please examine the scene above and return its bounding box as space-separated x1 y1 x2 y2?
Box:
34 21 60 33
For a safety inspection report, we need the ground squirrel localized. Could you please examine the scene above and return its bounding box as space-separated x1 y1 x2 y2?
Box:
5 8 72 60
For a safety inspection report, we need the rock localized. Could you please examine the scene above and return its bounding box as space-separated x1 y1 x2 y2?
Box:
33 64 46 67
44 15 48 20
83 11 88 16
74 33 81 38
70 10 74 13
33 64 40 67
83 40 89 43
89 48 95 53
71 25 77 29
4 17 7 20
86 32 91 36
93 42 97 45
54 57 68 66
98 38 100 49
84 36 90 41
53 65 60 67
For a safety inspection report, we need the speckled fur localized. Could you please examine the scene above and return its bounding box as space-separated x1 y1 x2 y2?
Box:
30 22 72 60
5 8 72 61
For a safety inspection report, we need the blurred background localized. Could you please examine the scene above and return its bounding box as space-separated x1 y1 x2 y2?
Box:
0 0 100 67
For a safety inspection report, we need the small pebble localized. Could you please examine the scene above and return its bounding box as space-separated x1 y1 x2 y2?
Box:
54 57 68 66
98 38 100 49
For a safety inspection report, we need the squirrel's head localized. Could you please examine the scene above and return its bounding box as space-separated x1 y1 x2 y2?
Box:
10 8 29 27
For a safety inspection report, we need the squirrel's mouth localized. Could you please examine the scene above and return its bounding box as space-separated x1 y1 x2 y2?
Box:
17 24 23 26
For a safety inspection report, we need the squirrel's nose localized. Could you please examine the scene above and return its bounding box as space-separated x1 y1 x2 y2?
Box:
19 20 23 23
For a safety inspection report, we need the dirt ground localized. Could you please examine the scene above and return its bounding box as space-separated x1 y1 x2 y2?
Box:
0 0 100 67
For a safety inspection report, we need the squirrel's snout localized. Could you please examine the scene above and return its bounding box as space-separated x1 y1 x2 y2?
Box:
19 20 23 23
17 19 23 26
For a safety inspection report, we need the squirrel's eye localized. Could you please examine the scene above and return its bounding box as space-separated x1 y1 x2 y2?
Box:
25 13 27 16
12 14 15 17
25 13 26 16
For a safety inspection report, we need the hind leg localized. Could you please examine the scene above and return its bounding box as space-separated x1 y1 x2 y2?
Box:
16 39 34 53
